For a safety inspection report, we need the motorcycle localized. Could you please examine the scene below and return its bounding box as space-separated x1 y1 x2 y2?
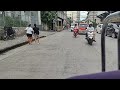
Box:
3 33 15 41
68 11 120 79
86 31 94 45
2 27 16 41
73 29 78 38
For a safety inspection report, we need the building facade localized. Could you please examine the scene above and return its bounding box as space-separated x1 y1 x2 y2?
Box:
85 11 101 24
4 11 41 26
54 11 67 31
77 11 80 22
67 11 77 21
1 11 67 31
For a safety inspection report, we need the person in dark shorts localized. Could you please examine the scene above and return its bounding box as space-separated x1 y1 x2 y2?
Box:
25 24 34 45
33 24 40 44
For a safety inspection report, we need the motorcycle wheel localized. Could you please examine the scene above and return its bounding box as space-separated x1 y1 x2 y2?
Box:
2 35 7 41
74 33 77 38
88 39 93 45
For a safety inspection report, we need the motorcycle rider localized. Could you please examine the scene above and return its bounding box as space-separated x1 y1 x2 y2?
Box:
73 24 79 34
86 24 96 42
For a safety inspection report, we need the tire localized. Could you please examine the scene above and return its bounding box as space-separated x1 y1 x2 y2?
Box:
88 39 93 45
89 40 93 45
74 33 77 38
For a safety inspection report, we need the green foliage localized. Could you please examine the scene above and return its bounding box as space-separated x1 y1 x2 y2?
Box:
67 17 73 25
41 11 57 28
90 20 98 28
4 16 28 27
21 21 28 27
4 16 13 27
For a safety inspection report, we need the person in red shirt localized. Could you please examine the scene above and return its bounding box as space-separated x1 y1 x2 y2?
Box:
73 24 79 34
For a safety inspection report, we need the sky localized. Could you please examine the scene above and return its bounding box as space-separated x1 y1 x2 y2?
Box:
80 11 88 21
67 11 88 21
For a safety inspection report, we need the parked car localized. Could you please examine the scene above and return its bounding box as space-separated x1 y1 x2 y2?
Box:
96 24 103 34
78 23 88 35
105 23 120 38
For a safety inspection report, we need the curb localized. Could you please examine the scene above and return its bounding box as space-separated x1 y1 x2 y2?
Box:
0 36 46 54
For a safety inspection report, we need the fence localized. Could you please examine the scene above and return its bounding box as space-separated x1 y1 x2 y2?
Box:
0 11 32 39
0 11 31 27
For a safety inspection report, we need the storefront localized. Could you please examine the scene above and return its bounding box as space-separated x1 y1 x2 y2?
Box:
56 18 63 31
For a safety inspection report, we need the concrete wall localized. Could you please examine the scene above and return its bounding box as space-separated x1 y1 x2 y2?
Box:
87 11 102 24
42 23 49 31
13 27 26 37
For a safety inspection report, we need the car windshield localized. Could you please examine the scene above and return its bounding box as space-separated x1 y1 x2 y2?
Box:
79 24 88 28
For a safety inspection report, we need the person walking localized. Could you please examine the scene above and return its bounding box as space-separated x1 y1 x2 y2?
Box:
33 24 40 44
25 24 34 45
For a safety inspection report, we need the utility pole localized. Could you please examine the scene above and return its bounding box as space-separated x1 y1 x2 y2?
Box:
72 12 73 22
20 11 21 27
93 11 95 21
2 11 5 26
79 11 81 21
38 11 41 25
29 11 31 24
12 11 14 27
77 11 80 22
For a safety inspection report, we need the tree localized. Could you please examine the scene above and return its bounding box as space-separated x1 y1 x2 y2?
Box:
4 16 14 27
4 16 28 27
41 11 57 29
90 19 98 28
67 17 73 25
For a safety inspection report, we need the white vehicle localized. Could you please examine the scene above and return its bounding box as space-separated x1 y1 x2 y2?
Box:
96 24 103 34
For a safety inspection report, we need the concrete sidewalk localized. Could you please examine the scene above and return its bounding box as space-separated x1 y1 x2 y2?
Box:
0 31 56 54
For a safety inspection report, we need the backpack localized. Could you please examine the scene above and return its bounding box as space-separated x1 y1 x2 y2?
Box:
33 27 39 34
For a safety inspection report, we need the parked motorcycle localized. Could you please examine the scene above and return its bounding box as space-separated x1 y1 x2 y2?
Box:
86 31 94 45
2 27 16 41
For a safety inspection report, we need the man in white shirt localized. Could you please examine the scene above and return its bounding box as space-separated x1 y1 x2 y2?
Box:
25 24 34 45
86 24 96 42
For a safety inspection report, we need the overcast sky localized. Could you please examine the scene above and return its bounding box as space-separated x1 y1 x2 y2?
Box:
80 11 88 20
67 11 88 21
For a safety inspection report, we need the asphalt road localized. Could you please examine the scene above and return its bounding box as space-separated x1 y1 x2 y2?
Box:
0 30 118 79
